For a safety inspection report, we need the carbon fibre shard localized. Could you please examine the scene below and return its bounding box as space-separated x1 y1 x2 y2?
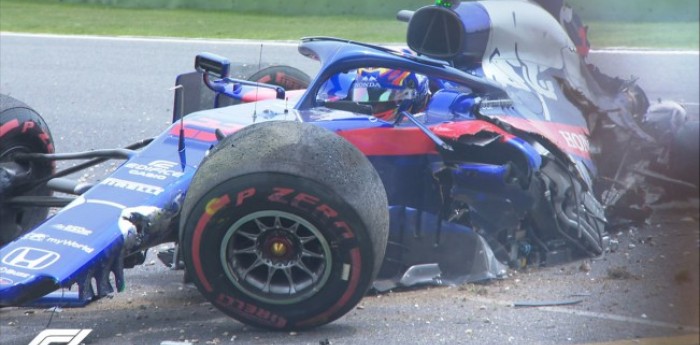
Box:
513 299 584 308
75 247 127 303
112 252 126 292
78 270 95 303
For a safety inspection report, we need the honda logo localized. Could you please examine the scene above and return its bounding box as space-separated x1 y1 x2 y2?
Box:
2 247 60 270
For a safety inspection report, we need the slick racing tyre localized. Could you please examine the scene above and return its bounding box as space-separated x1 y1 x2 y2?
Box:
0 94 55 245
247 65 311 91
180 121 389 330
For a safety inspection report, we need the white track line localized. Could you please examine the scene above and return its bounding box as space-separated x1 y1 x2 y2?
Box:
0 32 300 47
468 296 700 333
592 49 699 55
539 306 700 333
1 32 698 55
574 334 700 345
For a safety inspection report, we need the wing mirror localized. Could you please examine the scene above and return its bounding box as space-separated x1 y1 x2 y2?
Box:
195 52 231 78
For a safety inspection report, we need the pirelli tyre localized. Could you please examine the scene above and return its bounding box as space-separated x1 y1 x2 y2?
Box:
247 65 311 91
0 94 55 245
180 121 389 330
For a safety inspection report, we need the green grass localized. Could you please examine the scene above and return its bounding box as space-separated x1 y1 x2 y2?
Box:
0 0 406 42
1 0 698 49
589 22 699 49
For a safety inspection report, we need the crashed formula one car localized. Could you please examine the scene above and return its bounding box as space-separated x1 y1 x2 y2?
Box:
1 0 698 331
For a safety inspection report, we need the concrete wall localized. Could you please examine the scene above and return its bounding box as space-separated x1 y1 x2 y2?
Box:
60 0 699 21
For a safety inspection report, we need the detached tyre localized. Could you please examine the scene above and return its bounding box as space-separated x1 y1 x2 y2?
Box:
0 94 55 245
180 121 389 330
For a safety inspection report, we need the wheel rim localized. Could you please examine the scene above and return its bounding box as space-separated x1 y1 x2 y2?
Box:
220 210 332 305
1 146 34 179
0 145 44 244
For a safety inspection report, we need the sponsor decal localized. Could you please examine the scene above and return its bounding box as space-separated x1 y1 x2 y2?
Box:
102 177 164 195
355 75 380 88
148 160 179 170
22 233 49 241
215 293 287 328
0 266 32 279
22 233 95 254
192 194 232 292
125 160 185 180
28 329 92 345
266 188 354 239
492 115 591 159
0 118 20 136
20 120 55 152
2 247 60 270
52 224 93 236
559 130 590 153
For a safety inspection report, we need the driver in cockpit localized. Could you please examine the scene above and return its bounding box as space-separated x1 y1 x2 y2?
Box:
319 67 430 122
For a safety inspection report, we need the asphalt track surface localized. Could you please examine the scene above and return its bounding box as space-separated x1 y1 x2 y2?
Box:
0 33 698 345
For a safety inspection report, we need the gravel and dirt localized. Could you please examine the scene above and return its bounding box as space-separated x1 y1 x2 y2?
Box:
1 201 697 345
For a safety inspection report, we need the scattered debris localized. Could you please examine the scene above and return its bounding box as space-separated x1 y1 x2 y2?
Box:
674 269 691 284
606 266 635 280
579 261 591 272
640 236 655 246
457 283 489 296
513 299 584 308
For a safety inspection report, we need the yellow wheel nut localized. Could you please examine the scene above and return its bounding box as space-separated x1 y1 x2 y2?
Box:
271 242 287 256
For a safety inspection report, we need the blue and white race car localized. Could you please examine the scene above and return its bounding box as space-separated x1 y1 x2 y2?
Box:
1 0 696 330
